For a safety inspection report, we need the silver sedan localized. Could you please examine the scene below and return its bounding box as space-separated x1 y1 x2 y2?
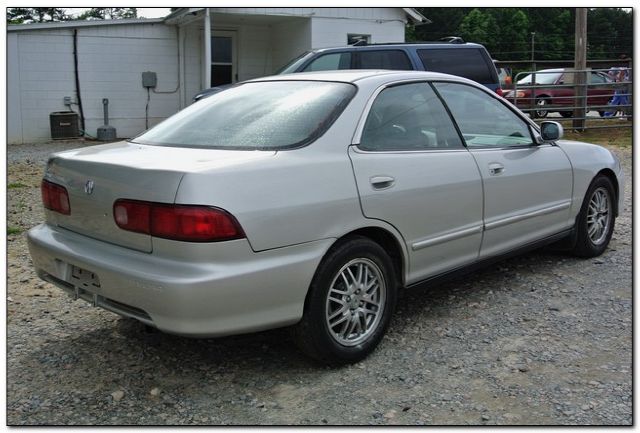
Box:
28 70 623 365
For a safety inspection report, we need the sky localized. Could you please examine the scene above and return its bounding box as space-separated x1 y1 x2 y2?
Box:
64 8 172 19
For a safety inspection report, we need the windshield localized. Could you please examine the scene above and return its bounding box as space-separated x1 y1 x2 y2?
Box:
131 81 356 150
275 51 314 75
517 71 562 85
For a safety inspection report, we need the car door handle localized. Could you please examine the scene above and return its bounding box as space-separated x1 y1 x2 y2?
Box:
370 175 395 190
488 163 505 176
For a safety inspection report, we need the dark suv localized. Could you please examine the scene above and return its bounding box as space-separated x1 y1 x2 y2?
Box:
195 42 501 101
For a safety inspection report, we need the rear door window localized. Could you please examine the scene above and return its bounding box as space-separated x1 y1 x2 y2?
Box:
356 50 413 70
359 82 464 151
302 53 352 72
418 48 496 83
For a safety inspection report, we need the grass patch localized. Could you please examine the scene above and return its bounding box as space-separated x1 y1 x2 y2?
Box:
560 119 632 147
8 182 28 189
7 226 23 235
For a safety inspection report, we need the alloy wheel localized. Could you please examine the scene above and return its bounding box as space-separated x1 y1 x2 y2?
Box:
325 258 386 346
587 187 611 245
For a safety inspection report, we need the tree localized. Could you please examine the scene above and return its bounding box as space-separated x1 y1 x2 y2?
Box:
489 8 530 60
75 8 138 20
407 7 631 61
458 9 498 49
409 8 472 41
7 7 68 24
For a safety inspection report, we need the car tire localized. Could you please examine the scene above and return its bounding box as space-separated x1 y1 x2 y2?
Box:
571 175 616 257
535 97 550 118
293 236 397 365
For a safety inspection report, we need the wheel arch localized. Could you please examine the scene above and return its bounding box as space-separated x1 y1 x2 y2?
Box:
536 94 552 104
596 168 619 216
318 226 408 289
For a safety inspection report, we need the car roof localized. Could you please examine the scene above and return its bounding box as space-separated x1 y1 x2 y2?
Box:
312 42 485 53
247 69 477 86
534 68 565 73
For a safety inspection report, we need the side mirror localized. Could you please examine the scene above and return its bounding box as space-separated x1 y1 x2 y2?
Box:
540 121 563 141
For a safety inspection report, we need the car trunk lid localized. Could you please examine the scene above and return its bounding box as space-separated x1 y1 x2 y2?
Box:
43 141 275 252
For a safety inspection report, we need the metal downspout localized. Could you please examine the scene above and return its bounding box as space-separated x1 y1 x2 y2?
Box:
204 8 211 89
73 29 86 133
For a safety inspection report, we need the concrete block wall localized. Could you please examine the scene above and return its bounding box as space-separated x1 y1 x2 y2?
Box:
271 18 311 72
8 22 181 143
235 24 274 81
310 8 406 48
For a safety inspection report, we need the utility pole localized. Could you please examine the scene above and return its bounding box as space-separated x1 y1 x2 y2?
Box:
530 32 535 63
573 8 588 131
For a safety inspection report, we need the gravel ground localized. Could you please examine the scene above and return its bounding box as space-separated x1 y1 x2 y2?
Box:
7 140 632 425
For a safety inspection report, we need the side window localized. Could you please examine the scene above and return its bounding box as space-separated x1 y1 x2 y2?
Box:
359 82 464 151
433 82 534 148
417 48 496 84
302 53 351 72
357 50 413 70
590 72 606 84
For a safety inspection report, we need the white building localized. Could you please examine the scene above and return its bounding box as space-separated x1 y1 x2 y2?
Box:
7 7 428 144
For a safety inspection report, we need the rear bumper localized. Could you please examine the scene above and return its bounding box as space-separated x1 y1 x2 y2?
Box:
28 224 332 337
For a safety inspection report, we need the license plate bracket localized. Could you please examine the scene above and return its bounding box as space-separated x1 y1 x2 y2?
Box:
70 265 101 289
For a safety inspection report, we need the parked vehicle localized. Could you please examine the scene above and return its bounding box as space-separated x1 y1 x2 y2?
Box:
194 41 501 101
29 70 623 365
505 68 615 118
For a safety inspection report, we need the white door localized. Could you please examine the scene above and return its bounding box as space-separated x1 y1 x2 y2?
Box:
211 30 237 86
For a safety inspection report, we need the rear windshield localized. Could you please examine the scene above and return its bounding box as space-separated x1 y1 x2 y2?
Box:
417 48 497 84
131 81 356 150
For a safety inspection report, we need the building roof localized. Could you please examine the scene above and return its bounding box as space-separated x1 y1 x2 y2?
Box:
8 8 430 32
7 17 164 32
164 7 430 25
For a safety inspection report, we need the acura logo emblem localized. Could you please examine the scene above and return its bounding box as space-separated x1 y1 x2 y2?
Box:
84 180 95 195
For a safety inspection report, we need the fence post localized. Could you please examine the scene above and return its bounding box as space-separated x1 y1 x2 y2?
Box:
572 8 587 131
529 64 537 119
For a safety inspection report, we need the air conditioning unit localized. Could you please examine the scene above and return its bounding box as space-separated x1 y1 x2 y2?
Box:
50 111 79 139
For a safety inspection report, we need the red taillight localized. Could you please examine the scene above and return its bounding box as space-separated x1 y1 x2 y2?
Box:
113 199 244 242
41 180 70 215
496 87 504 97
113 199 151 234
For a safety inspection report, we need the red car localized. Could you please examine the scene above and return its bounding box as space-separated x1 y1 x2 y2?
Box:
505 68 615 118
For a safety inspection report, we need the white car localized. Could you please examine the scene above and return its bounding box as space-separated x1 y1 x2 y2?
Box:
28 70 623 365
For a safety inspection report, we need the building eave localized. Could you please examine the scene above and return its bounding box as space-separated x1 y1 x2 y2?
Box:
7 17 164 32
403 8 431 24
163 8 205 25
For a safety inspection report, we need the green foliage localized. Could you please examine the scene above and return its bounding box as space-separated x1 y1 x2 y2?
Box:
75 8 138 20
410 7 471 42
7 182 28 189
7 7 138 23
458 9 498 48
7 8 68 24
412 7 632 60
7 227 23 236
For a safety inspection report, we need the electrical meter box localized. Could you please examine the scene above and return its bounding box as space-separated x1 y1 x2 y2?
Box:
142 71 157 88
